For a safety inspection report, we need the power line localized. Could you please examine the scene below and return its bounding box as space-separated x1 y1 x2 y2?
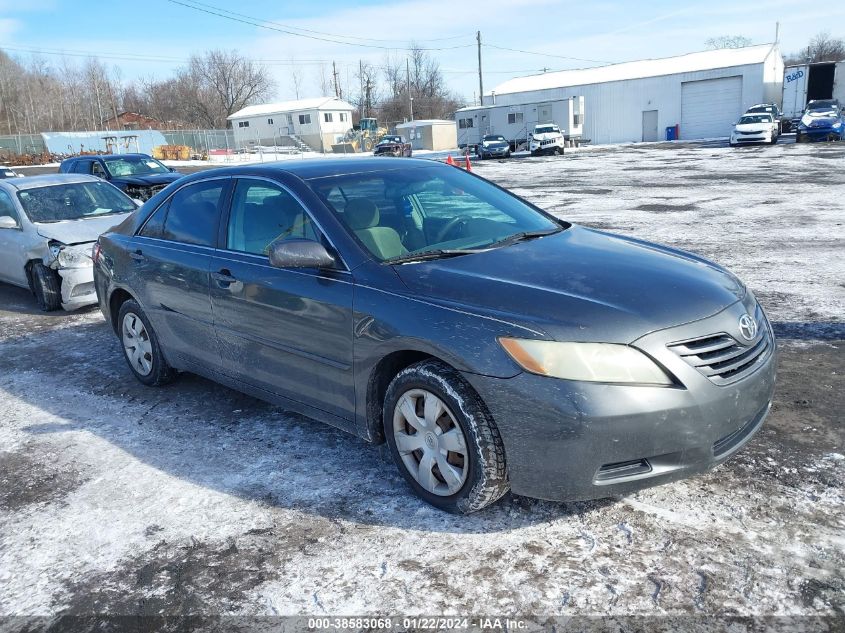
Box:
167 0 475 51
482 43 613 65
1 45 331 66
182 0 474 44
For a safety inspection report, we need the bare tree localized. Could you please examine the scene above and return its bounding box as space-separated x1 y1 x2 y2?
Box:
184 50 276 128
290 58 303 100
785 32 845 64
705 35 752 49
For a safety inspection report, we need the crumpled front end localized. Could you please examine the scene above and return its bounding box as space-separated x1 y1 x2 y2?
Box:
45 241 97 310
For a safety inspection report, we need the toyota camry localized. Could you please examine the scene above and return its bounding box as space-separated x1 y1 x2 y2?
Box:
93 158 776 514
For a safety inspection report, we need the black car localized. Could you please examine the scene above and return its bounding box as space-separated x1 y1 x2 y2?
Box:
59 153 183 201
374 135 412 157
94 158 775 514
477 134 511 159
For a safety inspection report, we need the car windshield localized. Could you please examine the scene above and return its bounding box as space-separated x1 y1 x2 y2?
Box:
807 100 838 112
17 181 136 223
748 106 774 114
308 165 565 262
103 156 170 177
739 115 772 124
380 136 402 144
534 126 556 135
484 135 506 142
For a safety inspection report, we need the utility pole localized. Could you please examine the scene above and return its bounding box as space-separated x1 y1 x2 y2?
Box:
774 21 780 44
406 57 414 121
359 60 365 119
477 31 484 106
332 61 341 99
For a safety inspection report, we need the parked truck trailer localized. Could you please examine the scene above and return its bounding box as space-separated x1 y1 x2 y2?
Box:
783 62 845 128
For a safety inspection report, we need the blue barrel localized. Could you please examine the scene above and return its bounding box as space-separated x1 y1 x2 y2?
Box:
665 126 677 141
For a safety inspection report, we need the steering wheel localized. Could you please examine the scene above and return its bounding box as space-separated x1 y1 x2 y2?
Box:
435 217 468 243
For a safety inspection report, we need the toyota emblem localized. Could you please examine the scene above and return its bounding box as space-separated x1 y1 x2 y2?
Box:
738 314 758 341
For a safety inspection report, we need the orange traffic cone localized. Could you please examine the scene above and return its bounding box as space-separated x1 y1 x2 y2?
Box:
464 151 472 172
446 154 455 166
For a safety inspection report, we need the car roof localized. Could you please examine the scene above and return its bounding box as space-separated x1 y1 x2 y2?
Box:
64 153 152 161
0 173 104 191
178 157 446 182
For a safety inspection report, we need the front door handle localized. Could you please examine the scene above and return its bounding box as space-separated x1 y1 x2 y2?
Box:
212 269 237 286
130 249 145 262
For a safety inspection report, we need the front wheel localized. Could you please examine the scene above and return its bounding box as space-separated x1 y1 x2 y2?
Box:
383 359 509 514
30 262 62 311
118 299 175 386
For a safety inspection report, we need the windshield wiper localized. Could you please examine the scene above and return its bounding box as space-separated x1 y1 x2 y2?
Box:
484 227 563 250
383 249 483 265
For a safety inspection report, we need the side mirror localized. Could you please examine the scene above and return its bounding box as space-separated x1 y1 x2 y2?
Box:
268 238 336 269
169 167 177 172
0 216 18 229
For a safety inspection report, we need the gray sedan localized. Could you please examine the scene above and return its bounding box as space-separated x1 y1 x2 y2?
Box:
0 174 137 311
93 159 776 513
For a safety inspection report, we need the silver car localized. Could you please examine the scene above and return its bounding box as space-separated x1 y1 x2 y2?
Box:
0 174 137 311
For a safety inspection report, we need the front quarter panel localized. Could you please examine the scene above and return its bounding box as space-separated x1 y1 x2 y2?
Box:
351 261 540 439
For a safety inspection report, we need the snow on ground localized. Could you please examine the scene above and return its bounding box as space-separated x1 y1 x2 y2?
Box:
0 141 842 621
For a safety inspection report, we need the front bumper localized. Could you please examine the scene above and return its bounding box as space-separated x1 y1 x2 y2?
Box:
462 300 777 502
731 132 771 144
57 265 96 311
797 127 844 141
480 146 509 157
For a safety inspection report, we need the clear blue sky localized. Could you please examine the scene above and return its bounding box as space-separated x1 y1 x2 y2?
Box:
1 0 841 103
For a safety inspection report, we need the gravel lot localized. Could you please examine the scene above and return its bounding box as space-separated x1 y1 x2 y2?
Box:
1 141 843 623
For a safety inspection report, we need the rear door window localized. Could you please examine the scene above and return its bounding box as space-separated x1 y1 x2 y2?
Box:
154 180 226 246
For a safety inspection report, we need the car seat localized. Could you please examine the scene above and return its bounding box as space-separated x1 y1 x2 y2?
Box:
344 198 408 260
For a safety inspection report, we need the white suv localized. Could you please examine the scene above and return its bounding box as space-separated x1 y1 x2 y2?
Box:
529 123 565 156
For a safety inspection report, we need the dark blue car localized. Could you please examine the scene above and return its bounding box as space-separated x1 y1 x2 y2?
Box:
93 158 776 513
59 153 183 201
796 99 845 142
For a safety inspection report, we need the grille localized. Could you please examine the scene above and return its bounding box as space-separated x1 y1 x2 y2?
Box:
667 313 772 386
739 130 765 135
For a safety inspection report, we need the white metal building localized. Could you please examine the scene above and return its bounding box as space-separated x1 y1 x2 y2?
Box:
228 97 355 152
456 45 784 146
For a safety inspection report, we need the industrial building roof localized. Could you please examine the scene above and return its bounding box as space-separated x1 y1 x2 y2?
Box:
396 119 456 127
228 97 355 120
488 44 778 96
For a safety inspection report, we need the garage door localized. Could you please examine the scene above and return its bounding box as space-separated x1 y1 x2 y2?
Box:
681 76 742 139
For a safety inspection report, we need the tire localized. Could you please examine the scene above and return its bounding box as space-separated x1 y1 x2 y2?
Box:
729 141 737 148
505 150 511 158
383 359 509 514
796 133 804 143
30 262 62 311
771 134 778 145
117 299 175 386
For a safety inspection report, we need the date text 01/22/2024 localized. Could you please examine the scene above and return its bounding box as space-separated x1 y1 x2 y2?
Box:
307 617 528 630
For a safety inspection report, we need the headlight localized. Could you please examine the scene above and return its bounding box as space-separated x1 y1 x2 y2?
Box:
499 338 673 385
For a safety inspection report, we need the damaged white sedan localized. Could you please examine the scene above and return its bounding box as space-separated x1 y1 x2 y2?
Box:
0 174 137 311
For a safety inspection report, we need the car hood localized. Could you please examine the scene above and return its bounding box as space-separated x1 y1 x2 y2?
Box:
531 133 561 141
34 213 133 245
393 226 745 343
112 173 182 186
735 123 771 132
482 141 509 148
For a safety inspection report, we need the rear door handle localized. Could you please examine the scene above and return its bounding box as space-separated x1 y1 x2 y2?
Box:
130 249 145 262
212 269 237 286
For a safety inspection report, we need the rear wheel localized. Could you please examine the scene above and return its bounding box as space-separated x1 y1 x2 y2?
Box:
384 359 509 514
118 299 175 386
30 262 61 311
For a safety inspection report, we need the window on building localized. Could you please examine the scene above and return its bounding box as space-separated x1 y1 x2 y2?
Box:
339 112 347 122
507 112 524 124
299 114 311 125
287 114 293 125
324 112 333 123
573 114 582 126
267 118 274 125
238 121 250 128
458 118 474 129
